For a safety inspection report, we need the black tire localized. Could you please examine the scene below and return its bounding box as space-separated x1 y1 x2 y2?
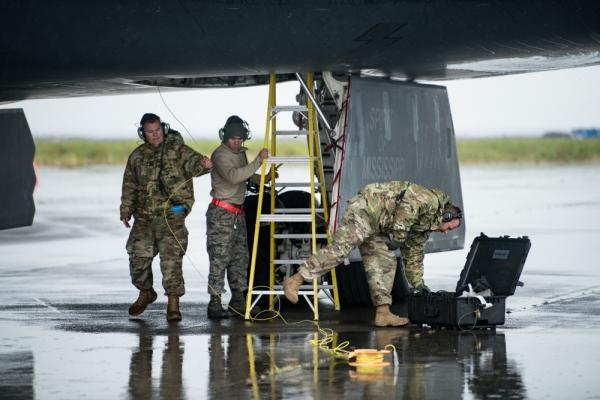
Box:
391 257 411 302
335 257 411 307
276 190 326 240
243 193 272 308
274 190 327 310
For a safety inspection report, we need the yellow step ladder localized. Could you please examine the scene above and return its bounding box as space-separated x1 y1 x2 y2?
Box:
245 72 340 320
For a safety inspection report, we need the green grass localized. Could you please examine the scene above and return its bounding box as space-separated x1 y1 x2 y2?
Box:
35 139 139 167
34 138 309 167
34 137 600 167
456 138 600 164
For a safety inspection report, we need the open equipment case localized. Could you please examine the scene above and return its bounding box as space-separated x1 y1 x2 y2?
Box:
408 233 531 329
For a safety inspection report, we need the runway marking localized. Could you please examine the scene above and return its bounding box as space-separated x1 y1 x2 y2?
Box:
538 287 600 306
33 297 61 314
513 286 600 312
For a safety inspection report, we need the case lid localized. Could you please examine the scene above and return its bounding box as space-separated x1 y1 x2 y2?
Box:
455 233 531 296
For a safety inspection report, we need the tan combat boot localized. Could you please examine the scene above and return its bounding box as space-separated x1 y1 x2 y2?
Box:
167 295 182 321
374 305 410 327
128 288 158 316
283 273 305 304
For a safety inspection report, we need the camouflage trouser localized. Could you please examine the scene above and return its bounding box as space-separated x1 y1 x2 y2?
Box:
206 203 249 296
299 195 397 306
359 234 398 306
126 212 188 296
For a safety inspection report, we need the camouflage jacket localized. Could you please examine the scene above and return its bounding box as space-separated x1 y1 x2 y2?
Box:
357 181 449 286
120 131 208 220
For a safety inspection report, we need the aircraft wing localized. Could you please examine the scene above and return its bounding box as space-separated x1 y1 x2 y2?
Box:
1 0 600 101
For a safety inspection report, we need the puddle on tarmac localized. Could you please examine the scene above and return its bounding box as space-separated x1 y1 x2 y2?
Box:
2 320 599 400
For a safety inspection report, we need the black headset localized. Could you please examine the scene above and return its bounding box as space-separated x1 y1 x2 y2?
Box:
137 113 170 142
441 205 463 223
218 116 251 141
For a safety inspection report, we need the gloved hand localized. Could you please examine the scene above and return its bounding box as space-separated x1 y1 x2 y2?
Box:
386 238 402 251
414 283 431 294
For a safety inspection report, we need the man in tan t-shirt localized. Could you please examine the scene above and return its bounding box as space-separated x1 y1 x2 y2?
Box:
206 115 268 318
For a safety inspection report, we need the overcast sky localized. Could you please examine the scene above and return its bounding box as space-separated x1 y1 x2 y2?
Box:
2 65 600 140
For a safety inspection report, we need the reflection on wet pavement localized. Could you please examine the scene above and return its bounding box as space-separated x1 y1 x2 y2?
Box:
4 312 600 399
128 332 185 400
0 351 34 400
121 325 530 399
1 305 599 399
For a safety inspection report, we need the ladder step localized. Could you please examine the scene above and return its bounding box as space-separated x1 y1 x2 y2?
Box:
260 214 312 222
274 208 324 213
266 156 311 164
274 182 321 188
274 259 306 264
277 284 334 290
251 287 333 295
274 130 309 136
274 233 327 239
272 105 308 113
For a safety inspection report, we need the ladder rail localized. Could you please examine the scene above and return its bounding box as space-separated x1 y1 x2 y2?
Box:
269 75 278 311
311 88 341 311
306 72 319 321
245 73 276 320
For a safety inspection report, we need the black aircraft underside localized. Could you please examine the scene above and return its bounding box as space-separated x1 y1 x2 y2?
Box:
1 0 600 102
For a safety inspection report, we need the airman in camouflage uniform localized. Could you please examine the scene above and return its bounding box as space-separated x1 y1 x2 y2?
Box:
121 113 212 321
206 115 268 318
284 181 462 326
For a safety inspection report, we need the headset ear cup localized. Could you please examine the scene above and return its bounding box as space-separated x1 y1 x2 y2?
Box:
243 119 251 140
442 212 453 223
162 123 170 135
137 127 145 141
219 128 225 141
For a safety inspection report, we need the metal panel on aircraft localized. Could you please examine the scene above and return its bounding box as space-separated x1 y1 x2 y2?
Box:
0 109 36 230
337 77 464 260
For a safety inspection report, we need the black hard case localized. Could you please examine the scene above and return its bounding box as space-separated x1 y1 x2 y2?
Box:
408 233 531 328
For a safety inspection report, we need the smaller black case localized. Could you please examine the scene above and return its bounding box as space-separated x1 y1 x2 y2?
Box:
408 233 531 329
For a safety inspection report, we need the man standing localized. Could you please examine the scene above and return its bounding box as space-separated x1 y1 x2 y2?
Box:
283 181 462 327
206 115 268 318
121 113 212 321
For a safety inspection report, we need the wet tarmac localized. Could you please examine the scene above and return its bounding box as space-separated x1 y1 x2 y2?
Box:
1 164 600 399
